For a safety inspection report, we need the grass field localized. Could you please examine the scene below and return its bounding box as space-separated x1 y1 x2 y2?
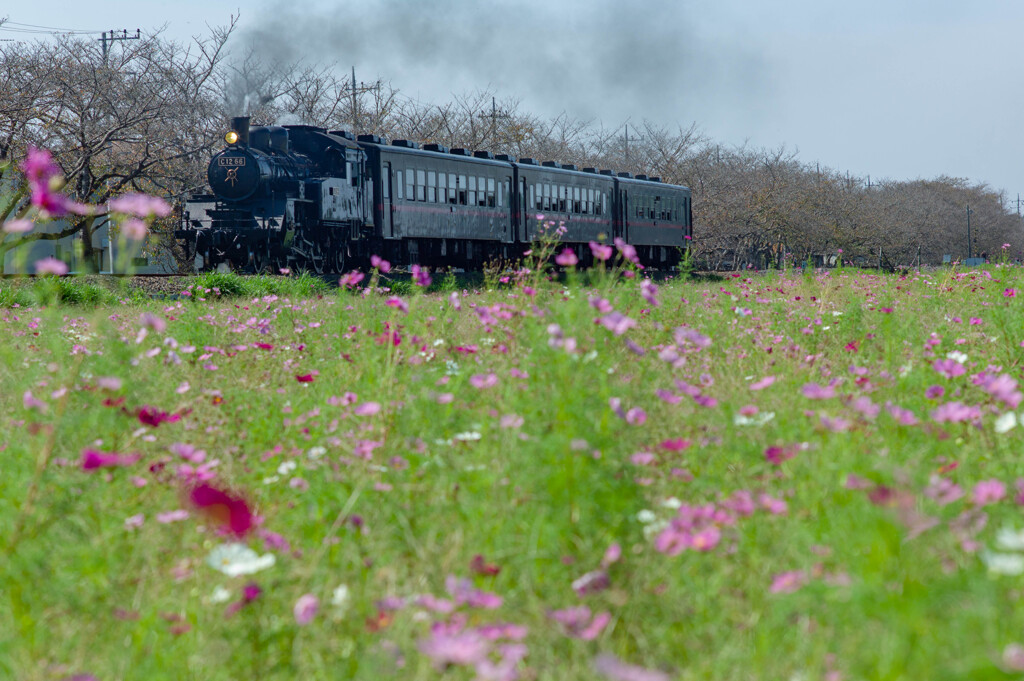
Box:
3 261 1024 681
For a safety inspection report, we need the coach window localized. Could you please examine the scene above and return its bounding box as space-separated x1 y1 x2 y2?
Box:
458 175 468 205
438 173 447 203
588 188 595 215
415 169 425 202
572 187 581 214
478 177 487 207
487 178 496 208
529 184 536 211
427 171 437 203
468 176 477 206
542 184 550 211
395 170 403 200
405 170 414 201
556 186 564 213
449 174 457 204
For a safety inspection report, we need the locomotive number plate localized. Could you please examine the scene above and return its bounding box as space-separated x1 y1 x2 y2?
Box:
218 157 246 167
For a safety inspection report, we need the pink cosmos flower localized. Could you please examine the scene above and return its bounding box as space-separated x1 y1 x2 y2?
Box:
339 271 365 287
885 403 919 426
674 327 711 350
613 237 641 267
931 401 981 424
923 475 963 505
124 514 145 530
593 653 670 681
1005 288 1017 298
589 241 614 261
370 254 392 273
572 569 611 596
555 248 578 267
770 571 807 594
750 376 776 391
81 449 140 470
385 296 409 313
137 405 182 427
188 482 254 538
588 296 614 313
933 359 966 379
23 390 46 411
354 401 381 416
599 311 637 336
139 312 167 333
2 219 33 234
419 630 491 668
602 543 622 567
34 257 68 276
446 575 503 609
411 264 432 287
982 374 1023 408
972 479 1006 506
122 218 148 241
156 509 190 523
470 373 498 389
625 407 647 425
108 193 172 218
97 376 122 391
640 279 659 307
23 147 71 215
764 445 797 465
801 383 836 399
295 373 316 383
925 385 945 400
548 606 611 640
294 594 319 625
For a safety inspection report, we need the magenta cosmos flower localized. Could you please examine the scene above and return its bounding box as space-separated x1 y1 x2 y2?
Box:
188 482 255 538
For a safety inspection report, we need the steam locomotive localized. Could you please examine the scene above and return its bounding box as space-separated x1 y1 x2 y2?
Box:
177 117 692 272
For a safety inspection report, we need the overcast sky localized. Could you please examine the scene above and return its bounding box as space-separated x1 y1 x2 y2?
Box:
8 1 1024 200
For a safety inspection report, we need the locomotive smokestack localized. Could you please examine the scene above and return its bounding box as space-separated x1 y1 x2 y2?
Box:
230 116 250 146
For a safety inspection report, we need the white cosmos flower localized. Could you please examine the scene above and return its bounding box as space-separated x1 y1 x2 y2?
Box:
661 497 683 509
995 412 1018 434
331 584 351 610
210 586 233 603
642 519 669 540
278 460 298 475
996 527 1024 552
946 351 968 364
453 431 482 441
206 543 276 577
982 551 1024 576
734 412 776 427
636 509 658 524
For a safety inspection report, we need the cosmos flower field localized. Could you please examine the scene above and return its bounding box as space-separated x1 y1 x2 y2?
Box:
3 261 1024 681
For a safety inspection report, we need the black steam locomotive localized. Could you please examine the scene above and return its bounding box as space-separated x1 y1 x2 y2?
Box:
177 117 692 272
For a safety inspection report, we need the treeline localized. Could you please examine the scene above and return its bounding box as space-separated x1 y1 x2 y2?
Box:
2 21 1020 269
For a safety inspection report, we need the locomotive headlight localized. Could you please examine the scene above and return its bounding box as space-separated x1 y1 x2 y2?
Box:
225 131 239 145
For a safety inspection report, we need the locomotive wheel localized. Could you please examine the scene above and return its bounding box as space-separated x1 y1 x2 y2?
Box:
251 245 272 274
305 240 326 275
333 244 346 274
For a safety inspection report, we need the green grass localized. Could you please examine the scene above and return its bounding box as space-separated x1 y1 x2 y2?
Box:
1 264 1024 680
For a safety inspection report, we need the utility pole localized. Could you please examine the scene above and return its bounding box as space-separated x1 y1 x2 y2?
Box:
349 66 382 135
966 204 973 259
622 123 645 170
477 96 510 150
99 28 140 65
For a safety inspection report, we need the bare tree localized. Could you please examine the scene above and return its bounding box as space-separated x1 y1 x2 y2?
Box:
1 19 237 269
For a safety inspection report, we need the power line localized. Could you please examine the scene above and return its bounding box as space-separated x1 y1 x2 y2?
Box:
0 16 103 35
4 20 103 31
